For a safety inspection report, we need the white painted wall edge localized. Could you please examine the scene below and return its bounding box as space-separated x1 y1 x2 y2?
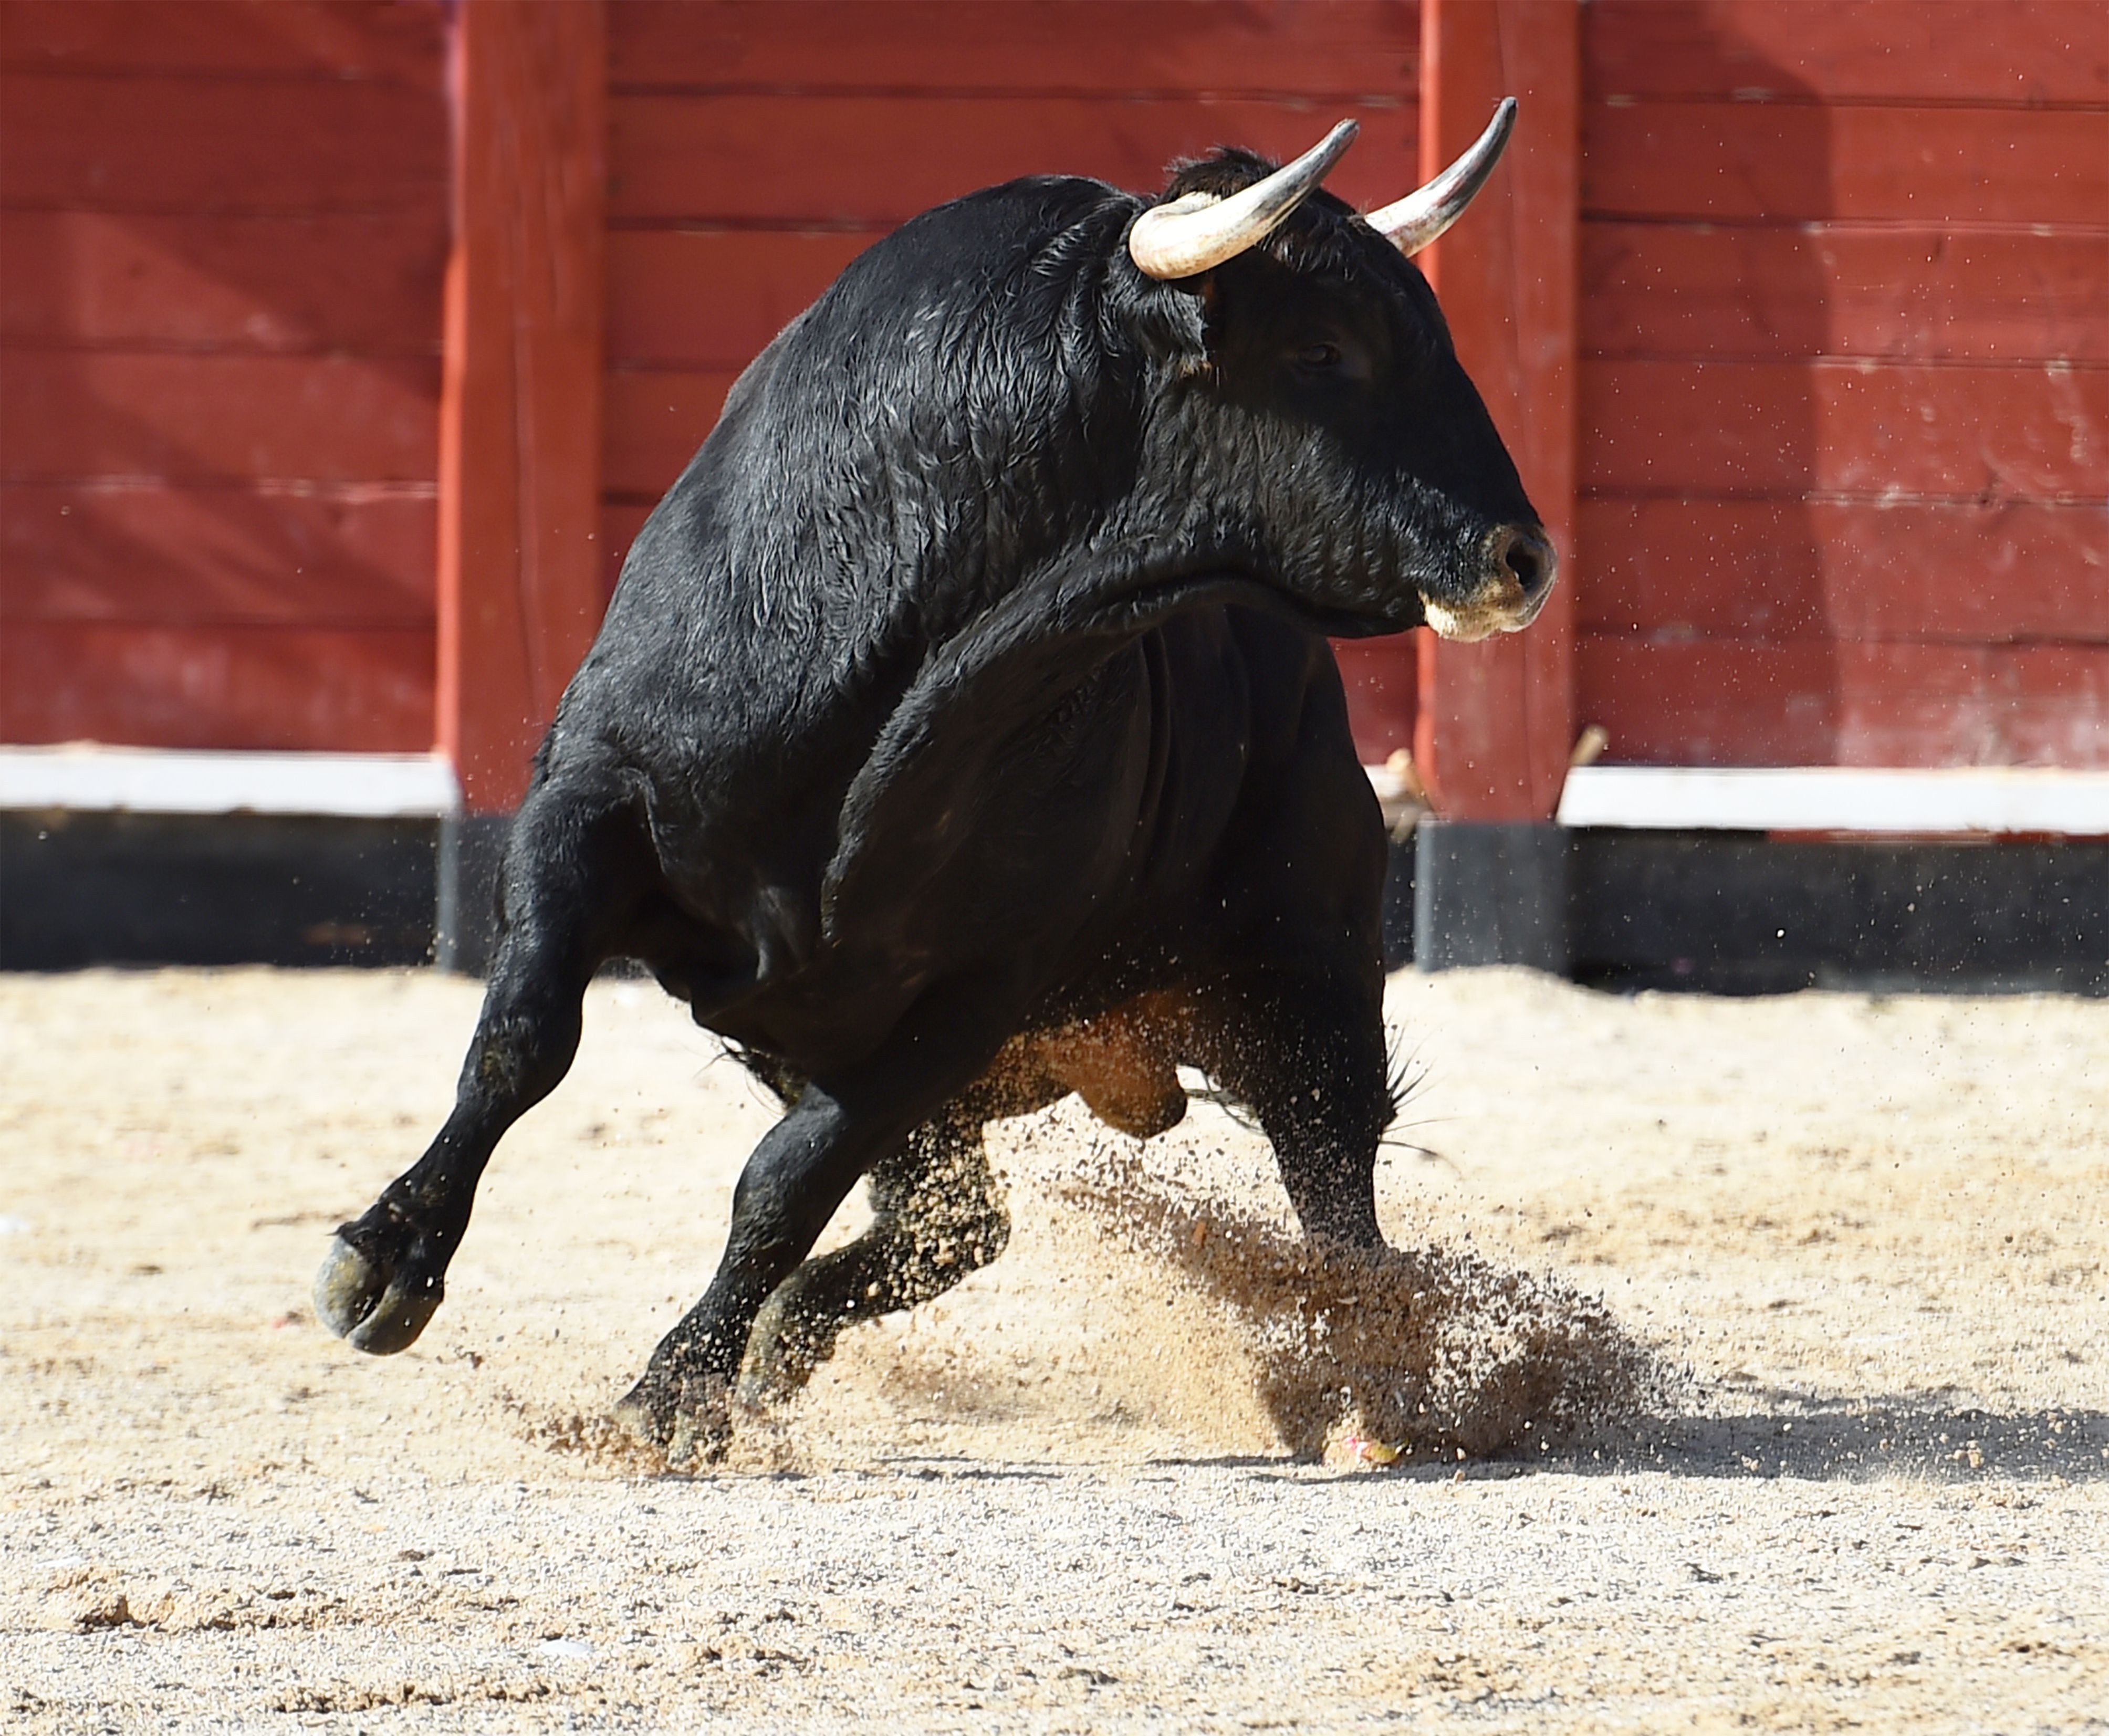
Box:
1555 765 2109 836
10 749 2104 833
0 746 462 818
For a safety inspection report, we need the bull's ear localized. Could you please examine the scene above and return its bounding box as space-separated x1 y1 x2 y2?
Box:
1127 274 1210 370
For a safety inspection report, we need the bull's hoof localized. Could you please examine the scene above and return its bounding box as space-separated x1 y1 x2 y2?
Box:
736 1294 837 1408
612 1368 732 1469
312 1230 442 1355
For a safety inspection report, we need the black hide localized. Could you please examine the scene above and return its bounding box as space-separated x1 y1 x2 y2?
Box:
314 151 1548 1461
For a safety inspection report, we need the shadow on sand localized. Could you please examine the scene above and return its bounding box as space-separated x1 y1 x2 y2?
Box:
1617 1394 2109 1484
1150 1396 2109 1486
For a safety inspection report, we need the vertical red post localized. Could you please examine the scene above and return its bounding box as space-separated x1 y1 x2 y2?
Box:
1413 0 1579 822
436 0 609 814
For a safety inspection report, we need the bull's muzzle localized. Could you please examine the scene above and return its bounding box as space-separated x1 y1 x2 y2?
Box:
1421 523 1557 642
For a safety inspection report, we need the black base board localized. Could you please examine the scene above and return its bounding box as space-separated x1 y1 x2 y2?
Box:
1 811 440 970
4 811 2102 994
1410 818 1568 974
1564 830 2109 997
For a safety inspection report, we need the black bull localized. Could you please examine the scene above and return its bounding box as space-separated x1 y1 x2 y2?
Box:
315 113 1555 1462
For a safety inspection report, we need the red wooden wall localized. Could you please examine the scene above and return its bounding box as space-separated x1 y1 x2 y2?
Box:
1575 0 2109 769
0 0 451 752
5 1 2104 791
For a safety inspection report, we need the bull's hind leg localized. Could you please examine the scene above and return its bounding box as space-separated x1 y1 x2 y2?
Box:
314 787 646 1354
614 984 1018 1463
738 1104 1009 1404
1190 967 1392 1250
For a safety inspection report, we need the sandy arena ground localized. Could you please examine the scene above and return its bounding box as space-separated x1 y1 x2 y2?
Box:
2 965 2105 1732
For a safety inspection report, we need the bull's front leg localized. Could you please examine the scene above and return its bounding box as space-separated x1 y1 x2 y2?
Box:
312 984 583 1353
1191 966 1392 1249
314 790 639 1353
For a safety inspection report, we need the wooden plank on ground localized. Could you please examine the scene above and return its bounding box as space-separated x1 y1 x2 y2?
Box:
0 70 447 213
607 229 878 367
0 622 434 752
1582 102 2107 226
609 92 1423 225
1575 633 2109 768
0 211 446 357
1580 223 2109 364
1 351 441 485
1576 499 2109 643
1579 359 2109 500
609 0 1422 98
1584 0 2109 106
1 483 435 628
0 0 445 85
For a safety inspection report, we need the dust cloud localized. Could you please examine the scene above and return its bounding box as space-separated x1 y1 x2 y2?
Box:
1061 1149 1661 1462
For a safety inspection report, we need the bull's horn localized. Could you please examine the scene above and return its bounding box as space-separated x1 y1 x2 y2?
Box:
1127 119 1359 281
1364 98 1517 256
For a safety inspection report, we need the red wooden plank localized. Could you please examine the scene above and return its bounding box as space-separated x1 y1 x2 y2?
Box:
598 502 655 602
609 0 1422 97
1412 0 1579 822
608 229 880 368
0 0 445 84
609 92 1423 225
1585 0 2109 107
1583 103 2107 226
1 351 441 485
1576 633 2109 768
1579 360 2109 500
0 71 447 213
0 622 433 752
1580 223 2109 364
1576 633 1834 764
1332 639 1418 764
602 368 740 500
1 482 434 627
0 211 446 357
1578 499 2109 643
1834 641 2109 768
437 0 609 812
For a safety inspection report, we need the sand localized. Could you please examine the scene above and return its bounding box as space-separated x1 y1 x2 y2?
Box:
2 965 2105 1731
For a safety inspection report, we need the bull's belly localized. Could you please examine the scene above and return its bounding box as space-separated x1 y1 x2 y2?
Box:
981 989 1195 1139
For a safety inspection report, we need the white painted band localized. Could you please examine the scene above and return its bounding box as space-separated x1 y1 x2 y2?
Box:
0 746 462 818
14 749 2106 832
1555 765 2109 836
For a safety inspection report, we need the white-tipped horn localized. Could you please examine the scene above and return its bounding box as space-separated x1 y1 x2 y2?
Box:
1364 97 1517 256
1127 119 1359 281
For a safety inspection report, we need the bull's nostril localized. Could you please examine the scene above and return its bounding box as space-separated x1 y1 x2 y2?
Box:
1495 527 1555 599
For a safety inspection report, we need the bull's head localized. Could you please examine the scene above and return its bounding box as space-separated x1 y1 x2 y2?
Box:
1123 102 1555 643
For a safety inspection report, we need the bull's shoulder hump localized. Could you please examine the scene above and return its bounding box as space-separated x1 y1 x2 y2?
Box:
851 175 1134 274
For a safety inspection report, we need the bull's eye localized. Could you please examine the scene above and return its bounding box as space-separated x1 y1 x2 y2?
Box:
1295 341 1343 372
